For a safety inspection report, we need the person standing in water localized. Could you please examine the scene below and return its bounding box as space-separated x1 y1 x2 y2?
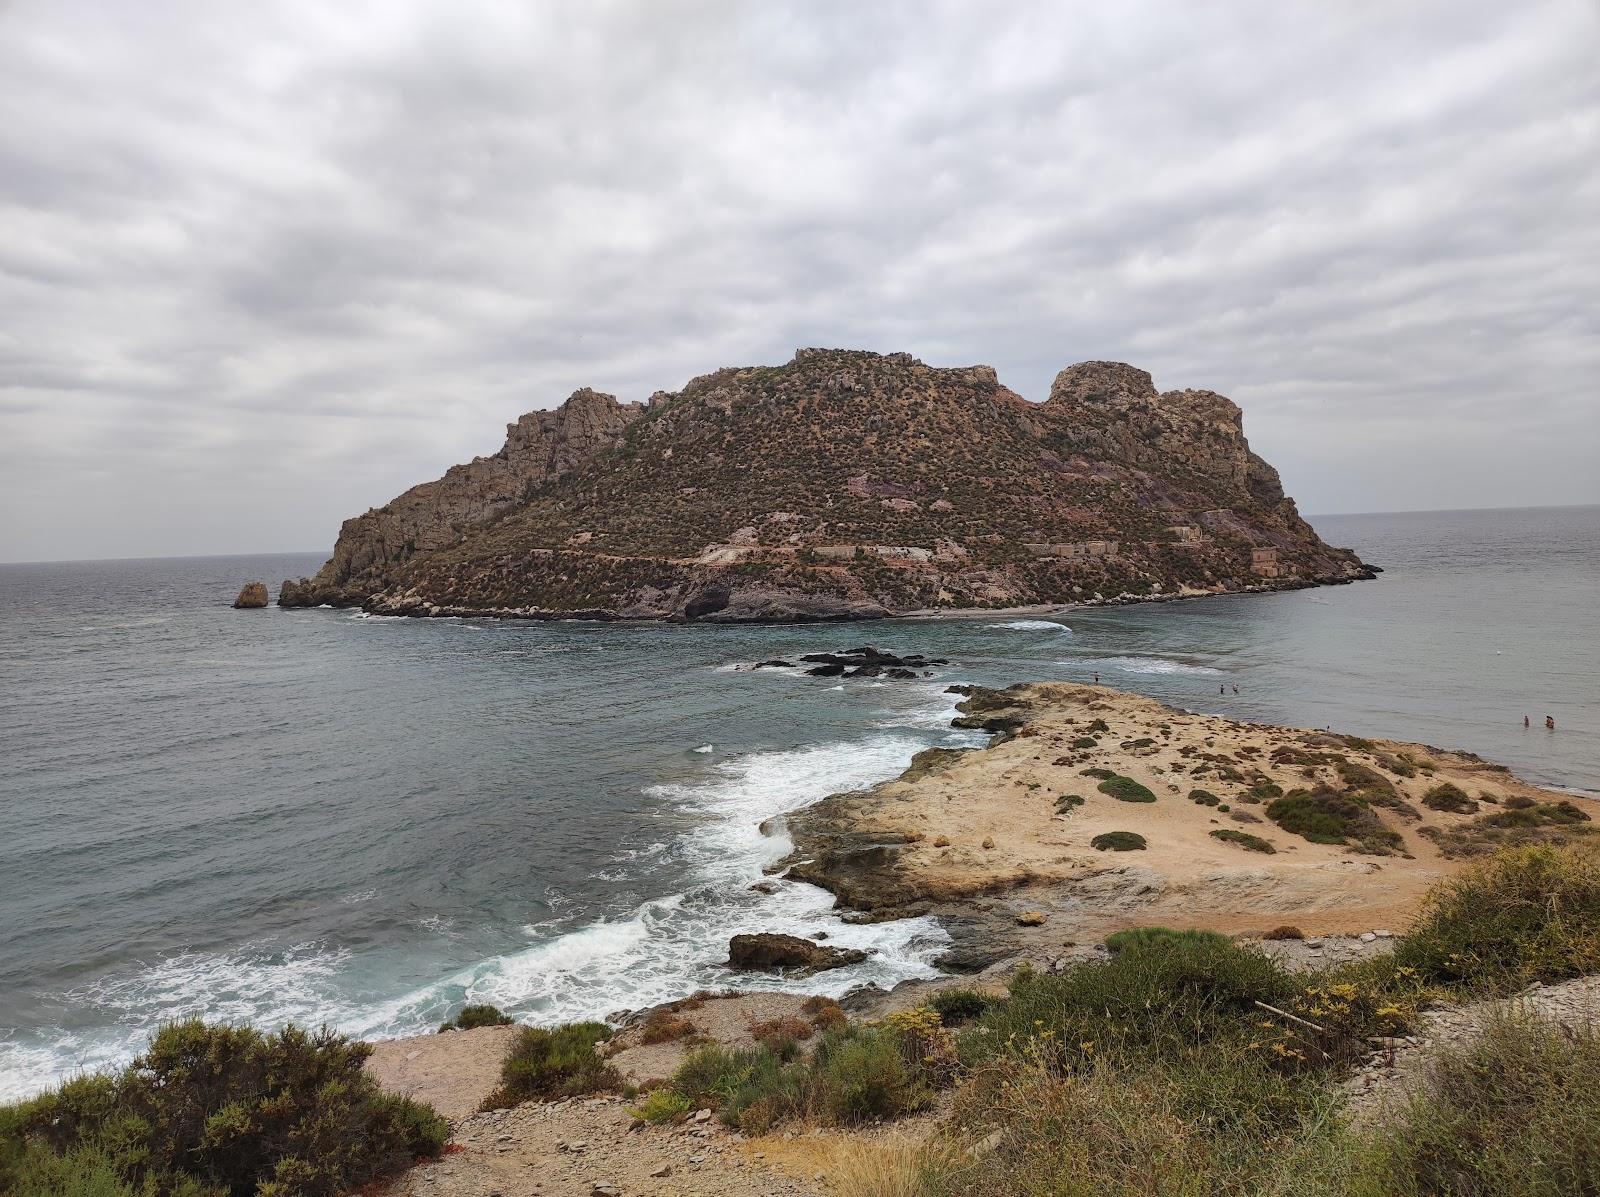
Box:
1093 672 1100 685
1525 715 1531 728
1547 716 1556 730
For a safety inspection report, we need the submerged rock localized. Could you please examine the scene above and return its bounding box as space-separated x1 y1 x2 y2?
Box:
726 932 867 973
232 581 269 609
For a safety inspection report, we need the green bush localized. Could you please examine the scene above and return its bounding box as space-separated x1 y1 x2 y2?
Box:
927 987 994 1026
1054 793 1084 814
1420 781 1477 814
1081 766 1115 780
1394 843 1600 991
439 1002 516 1032
1085 719 1110 733
1247 778 1283 803
0 1021 446 1197
1091 831 1146 851
1267 786 1404 854
1189 788 1221 807
1104 927 1232 956
974 930 1296 1070
1071 736 1098 749
1097 775 1156 803
1211 828 1276 853
809 1026 932 1124
628 1087 692 1124
485 1022 617 1107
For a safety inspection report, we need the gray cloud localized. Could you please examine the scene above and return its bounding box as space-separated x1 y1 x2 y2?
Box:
1 0 1596 561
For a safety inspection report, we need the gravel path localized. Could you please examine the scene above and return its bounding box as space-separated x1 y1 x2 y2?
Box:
388 1095 823 1197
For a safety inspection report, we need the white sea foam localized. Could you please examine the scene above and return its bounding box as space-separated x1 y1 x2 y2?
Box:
988 619 1072 632
1092 655 1224 677
692 744 715 753
1 711 952 1099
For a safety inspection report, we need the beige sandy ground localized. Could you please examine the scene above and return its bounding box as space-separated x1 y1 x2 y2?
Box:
792 682 1595 942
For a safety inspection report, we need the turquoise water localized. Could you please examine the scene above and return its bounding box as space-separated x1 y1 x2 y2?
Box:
1 505 1594 1098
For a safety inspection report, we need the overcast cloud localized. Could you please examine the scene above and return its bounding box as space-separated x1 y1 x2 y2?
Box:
1 0 1596 561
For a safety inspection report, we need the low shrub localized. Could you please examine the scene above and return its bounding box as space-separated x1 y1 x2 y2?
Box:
1211 828 1276 853
1081 766 1116 780
927 987 994 1026
1247 777 1284 803
638 1010 698 1045
485 1022 617 1108
800 995 848 1032
1054 793 1085 814
627 1087 692 1124
1104 927 1232 956
1335 759 1420 819
1097 775 1157 803
1262 925 1304 941
1091 831 1146 852
1421 781 1478 814
810 1025 934 1124
1085 718 1109 733
1189 788 1221 807
440 1002 515 1032
1394 843 1600 991
749 1015 813 1058
1071 736 1098 749
1267 786 1405 854
0 1021 446 1197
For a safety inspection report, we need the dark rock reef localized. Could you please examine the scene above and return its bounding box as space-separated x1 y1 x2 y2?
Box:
726 932 868 974
281 349 1373 620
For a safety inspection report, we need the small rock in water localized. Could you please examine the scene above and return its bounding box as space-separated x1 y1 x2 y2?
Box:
232 581 269 609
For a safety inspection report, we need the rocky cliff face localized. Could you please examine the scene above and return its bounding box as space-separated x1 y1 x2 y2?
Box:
280 388 644 606
281 349 1372 619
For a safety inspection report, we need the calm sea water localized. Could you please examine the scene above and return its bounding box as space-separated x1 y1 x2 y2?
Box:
1 506 1595 1098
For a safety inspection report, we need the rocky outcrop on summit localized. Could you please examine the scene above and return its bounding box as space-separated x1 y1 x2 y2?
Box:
283 348 1372 620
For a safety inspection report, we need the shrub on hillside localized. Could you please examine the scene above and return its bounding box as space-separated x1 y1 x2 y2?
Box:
1421 782 1478 814
1189 788 1221 806
1267 787 1404 854
1211 828 1276 854
0 1021 446 1197
927 987 994 1026
440 1002 516 1032
1091 831 1146 851
484 1022 617 1108
1395 843 1600 991
1097 775 1157 803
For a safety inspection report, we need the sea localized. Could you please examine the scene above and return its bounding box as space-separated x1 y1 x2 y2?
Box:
1 505 1595 1100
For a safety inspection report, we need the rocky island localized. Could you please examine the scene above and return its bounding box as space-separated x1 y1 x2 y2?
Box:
278 349 1373 620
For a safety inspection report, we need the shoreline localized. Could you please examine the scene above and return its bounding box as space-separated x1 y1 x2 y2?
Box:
279 568 1376 623
777 681 1598 970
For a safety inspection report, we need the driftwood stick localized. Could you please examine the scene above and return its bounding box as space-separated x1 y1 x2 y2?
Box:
1254 1000 1328 1034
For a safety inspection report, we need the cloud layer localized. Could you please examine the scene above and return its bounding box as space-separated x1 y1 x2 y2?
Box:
2 0 1596 560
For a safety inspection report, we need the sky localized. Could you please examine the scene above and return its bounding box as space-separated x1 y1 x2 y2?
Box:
1 1 1596 562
